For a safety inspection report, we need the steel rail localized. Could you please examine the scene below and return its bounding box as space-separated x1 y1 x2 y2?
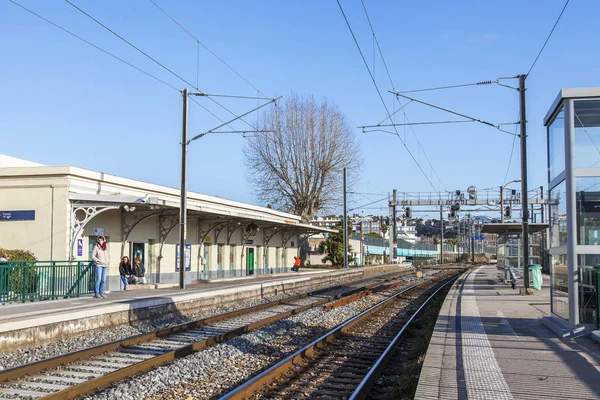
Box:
348 276 458 399
322 278 408 311
0 270 419 399
218 271 458 400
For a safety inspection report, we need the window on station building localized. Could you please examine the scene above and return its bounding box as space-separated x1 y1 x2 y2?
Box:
217 244 224 269
229 245 235 271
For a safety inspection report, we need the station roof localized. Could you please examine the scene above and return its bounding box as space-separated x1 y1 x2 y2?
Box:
480 223 548 235
0 161 335 234
544 87 600 126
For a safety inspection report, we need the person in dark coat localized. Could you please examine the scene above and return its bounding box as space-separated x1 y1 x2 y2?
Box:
119 256 132 290
133 257 147 284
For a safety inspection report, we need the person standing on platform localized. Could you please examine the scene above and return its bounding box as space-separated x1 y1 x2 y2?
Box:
119 256 132 290
91 236 109 298
292 255 301 272
133 257 147 284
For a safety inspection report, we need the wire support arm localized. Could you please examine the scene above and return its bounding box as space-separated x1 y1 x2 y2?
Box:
396 78 518 94
389 91 519 136
187 97 281 144
191 92 275 100
358 120 474 131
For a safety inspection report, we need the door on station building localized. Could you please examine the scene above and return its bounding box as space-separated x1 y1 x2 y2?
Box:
131 243 145 264
247 248 254 276
88 236 110 258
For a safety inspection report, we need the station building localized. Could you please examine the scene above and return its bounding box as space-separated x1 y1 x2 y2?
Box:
0 155 329 291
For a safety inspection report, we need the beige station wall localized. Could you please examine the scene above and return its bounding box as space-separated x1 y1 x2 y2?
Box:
0 175 70 261
0 168 303 291
72 211 299 290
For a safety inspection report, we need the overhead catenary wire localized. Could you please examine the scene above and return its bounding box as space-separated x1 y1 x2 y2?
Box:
65 0 261 132
397 80 503 94
148 0 269 99
8 0 180 92
10 0 245 136
360 0 444 191
361 120 475 130
502 111 520 184
348 196 389 213
392 92 519 136
527 0 571 76
336 0 438 192
65 0 198 89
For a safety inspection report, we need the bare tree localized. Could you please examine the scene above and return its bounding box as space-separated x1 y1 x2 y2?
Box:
245 93 360 222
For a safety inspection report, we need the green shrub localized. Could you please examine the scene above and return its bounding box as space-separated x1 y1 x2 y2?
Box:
0 248 37 262
0 248 38 297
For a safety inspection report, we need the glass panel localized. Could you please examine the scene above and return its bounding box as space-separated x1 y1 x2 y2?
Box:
574 99 600 168
577 254 599 324
229 245 235 271
576 177 600 245
548 107 565 181
551 253 569 321
549 180 567 247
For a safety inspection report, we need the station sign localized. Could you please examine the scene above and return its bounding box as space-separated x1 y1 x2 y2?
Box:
175 244 192 271
0 210 35 221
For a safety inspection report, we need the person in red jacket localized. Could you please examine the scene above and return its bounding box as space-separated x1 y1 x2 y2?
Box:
292 255 301 272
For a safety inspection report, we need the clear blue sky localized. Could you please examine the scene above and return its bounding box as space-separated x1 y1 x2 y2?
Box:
1 0 597 217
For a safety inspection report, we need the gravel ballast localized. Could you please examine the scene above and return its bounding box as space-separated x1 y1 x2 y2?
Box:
0 272 389 371
83 272 438 400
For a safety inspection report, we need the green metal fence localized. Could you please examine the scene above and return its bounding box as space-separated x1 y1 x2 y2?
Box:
0 260 95 303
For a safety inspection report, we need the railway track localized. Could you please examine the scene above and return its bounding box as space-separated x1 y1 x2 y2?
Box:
218 270 460 400
0 269 428 400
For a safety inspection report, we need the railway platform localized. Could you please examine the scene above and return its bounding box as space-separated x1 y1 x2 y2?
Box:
0 265 406 352
415 264 600 400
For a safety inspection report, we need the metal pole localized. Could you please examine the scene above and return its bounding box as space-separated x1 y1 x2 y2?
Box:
458 218 461 263
440 206 443 265
469 215 474 263
519 74 530 291
500 185 504 223
179 88 188 289
343 167 348 269
540 186 545 223
392 189 397 263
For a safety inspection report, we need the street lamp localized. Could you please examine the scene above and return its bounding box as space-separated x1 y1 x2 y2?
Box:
500 179 521 223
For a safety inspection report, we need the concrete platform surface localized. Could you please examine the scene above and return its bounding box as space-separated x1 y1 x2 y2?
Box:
415 264 600 400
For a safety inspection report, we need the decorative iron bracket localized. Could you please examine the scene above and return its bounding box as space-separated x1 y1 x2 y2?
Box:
120 210 165 257
70 203 120 259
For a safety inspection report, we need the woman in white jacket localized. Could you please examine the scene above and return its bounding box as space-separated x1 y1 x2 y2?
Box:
91 236 110 298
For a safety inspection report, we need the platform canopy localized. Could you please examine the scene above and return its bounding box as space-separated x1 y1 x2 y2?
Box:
480 223 548 235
